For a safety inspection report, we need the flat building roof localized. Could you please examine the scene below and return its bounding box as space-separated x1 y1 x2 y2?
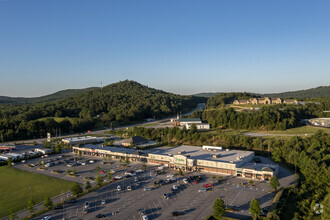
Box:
149 145 254 164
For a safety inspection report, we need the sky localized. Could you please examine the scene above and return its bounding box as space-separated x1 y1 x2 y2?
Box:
1 0 330 97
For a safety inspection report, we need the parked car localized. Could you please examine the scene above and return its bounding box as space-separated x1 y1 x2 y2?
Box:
117 185 122 191
172 211 183 216
54 205 63 210
135 169 143 173
96 214 106 218
142 215 149 220
64 199 76 204
172 185 178 190
115 175 123 180
183 178 188 184
163 193 169 199
127 185 132 191
41 216 51 220
134 177 139 182
143 187 151 191
193 180 198 184
203 183 213 188
198 188 208 192
84 201 89 209
101 199 106 205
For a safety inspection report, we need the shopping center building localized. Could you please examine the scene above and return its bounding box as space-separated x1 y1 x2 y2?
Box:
72 145 278 180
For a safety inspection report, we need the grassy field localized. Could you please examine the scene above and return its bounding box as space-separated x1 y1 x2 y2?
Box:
257 126 330 135
36 117 77 123
0 166 74 218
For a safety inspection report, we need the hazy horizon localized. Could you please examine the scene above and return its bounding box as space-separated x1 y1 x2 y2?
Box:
0 80 328 98
1 0 330 97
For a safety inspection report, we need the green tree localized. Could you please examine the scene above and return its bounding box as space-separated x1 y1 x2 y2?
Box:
96 174 103 187
85 181 91 191
27 198 35 213
7 158 12 167
107 170 112 180
189 123 198 134
178 168 183 176
218 176 222 183
249 198 262 218
270 176 280 191
78 150 82 157
8 209 16 220
249 180 254 186
43 195 52 209
321 191 330 220
95 166 101 174
142 164 147 170
71 182 83 195
212 198 226 217
72 167 77 175
125 157 130 164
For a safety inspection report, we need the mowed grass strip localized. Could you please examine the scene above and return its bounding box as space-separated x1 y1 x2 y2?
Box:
0 166 74 218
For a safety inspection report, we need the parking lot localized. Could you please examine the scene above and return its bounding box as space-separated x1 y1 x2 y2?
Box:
11 151 294 220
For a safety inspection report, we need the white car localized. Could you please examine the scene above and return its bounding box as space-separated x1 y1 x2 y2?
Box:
41 216 51 220
84 201 89 209
135 169 144 173
183 178 188 184
101 199 106 205
142 215 149 220
127 186 132 191
115 175 123 180
172 185 178 190
143 187 151 191
117 185 122 191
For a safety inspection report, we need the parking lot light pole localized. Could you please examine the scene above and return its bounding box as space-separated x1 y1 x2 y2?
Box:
29 186 33 200
224 188 227 208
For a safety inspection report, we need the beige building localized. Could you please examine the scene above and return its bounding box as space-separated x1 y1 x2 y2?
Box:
147 145 278 180
233 97 297 105
73 145 278 180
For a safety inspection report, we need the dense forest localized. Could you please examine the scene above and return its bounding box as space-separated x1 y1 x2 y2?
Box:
194 86 330 99
0 80 205 141
196 104 329 131
264 86 330 98
198 95 330 131
110 126 330 219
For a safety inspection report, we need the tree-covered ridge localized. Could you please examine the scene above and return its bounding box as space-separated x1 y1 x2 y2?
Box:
0 80 205 141
0 87 98 104
264 86 330 98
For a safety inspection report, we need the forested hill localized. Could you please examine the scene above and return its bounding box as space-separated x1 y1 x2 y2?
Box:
0 80 205 141
194 86 330 99
0 87 98 104
263 86 330 98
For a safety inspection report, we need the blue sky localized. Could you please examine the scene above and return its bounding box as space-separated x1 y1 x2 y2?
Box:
1 0 330 97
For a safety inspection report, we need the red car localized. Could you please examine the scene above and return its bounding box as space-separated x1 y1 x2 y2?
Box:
193 180 198 184
203 184 213 188
111 178 117 181
99 170 106 174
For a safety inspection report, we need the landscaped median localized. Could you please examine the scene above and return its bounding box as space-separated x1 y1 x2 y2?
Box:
0 166 74 219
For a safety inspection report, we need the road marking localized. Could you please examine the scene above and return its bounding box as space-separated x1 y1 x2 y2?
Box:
230 187 244 206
